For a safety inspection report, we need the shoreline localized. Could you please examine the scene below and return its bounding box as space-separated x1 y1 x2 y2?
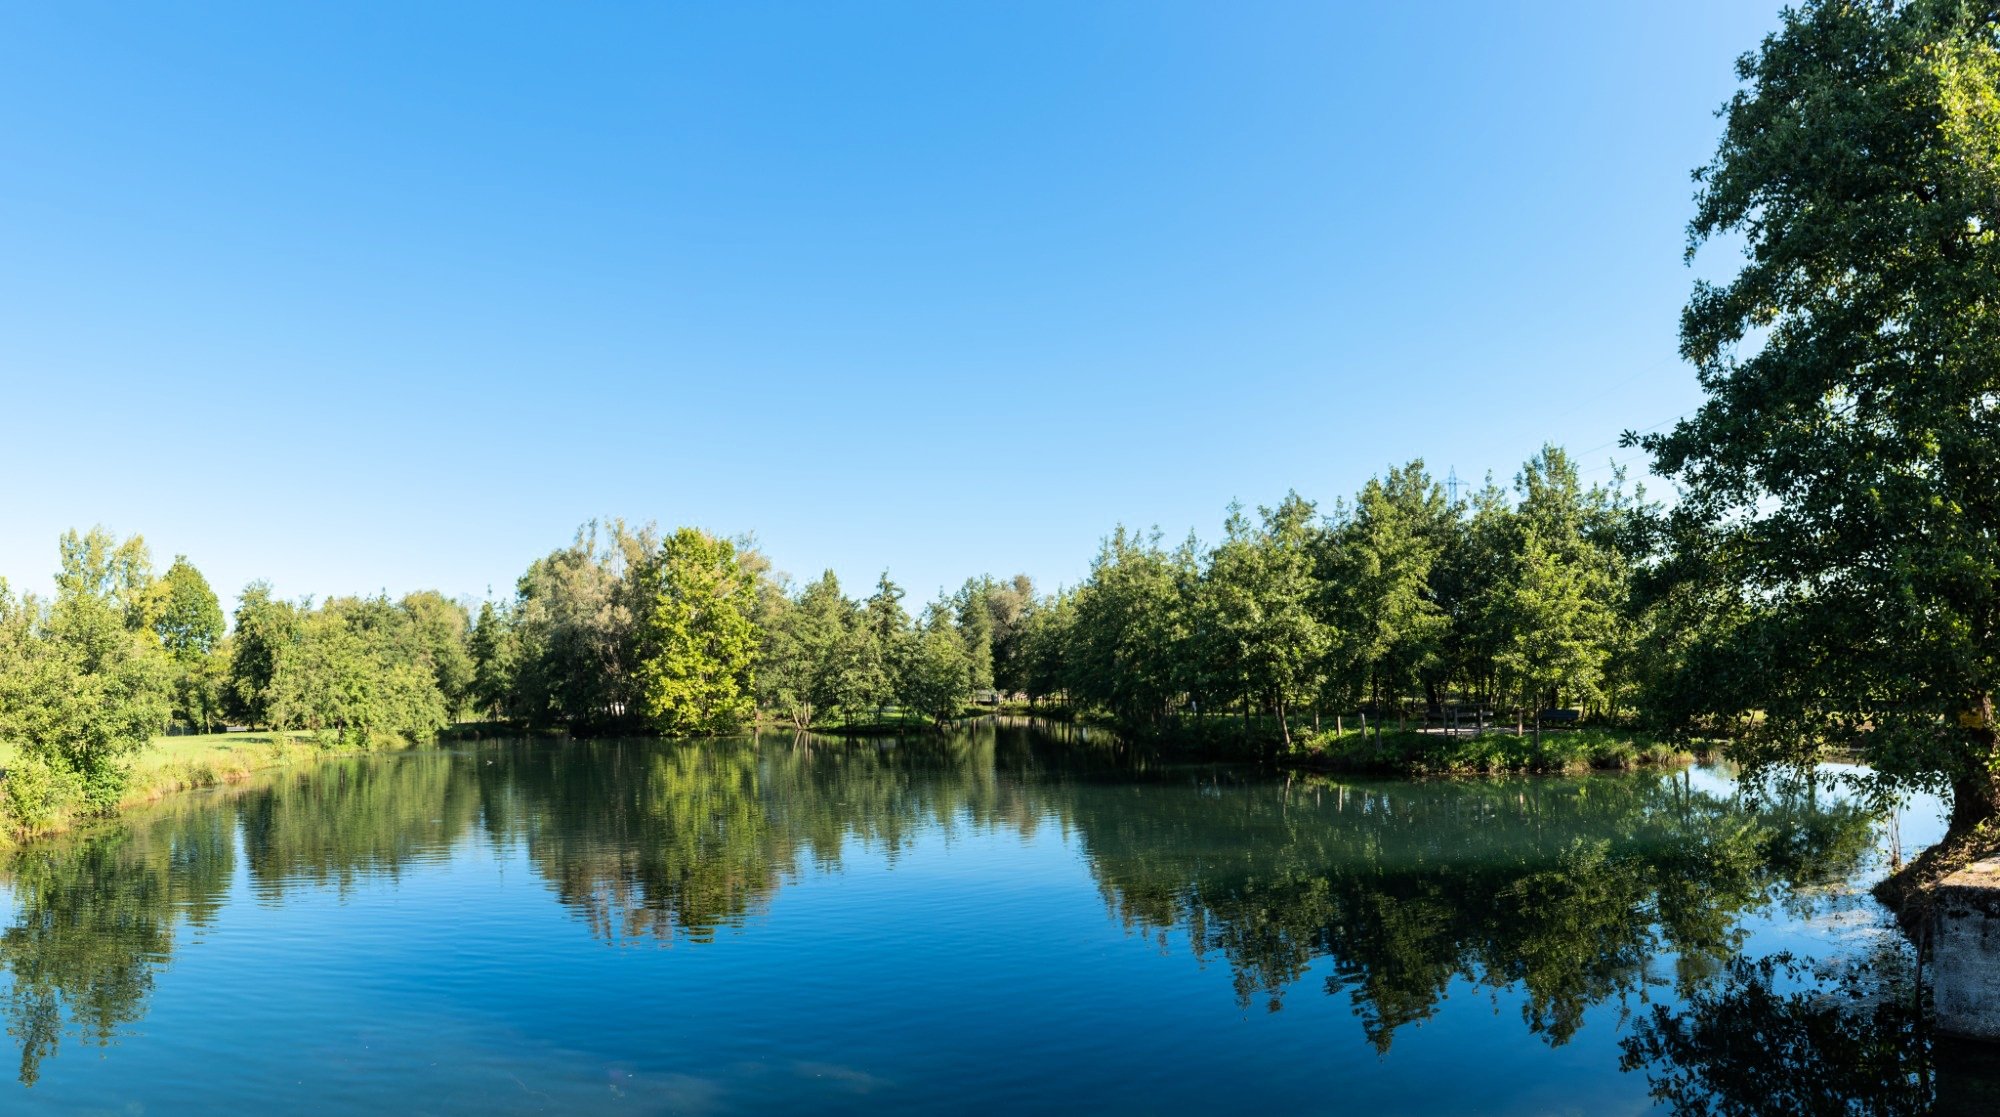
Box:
0 719 1709 846
0 730 424 845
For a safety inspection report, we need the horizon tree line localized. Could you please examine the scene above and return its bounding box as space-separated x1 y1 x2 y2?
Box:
0 440 1662 827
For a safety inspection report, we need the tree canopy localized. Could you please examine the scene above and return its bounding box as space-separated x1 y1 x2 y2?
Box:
1638 0 2000 828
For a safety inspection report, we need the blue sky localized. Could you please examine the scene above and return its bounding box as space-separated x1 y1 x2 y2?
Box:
0 1 1780 609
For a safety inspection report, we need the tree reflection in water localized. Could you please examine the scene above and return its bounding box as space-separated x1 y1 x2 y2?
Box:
1618 949 1929 1116
0 807 232 1086
0 726 1963 1105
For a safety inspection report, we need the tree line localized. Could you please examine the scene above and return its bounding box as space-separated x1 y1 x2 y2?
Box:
14 0 2000 844
0 440 1657 823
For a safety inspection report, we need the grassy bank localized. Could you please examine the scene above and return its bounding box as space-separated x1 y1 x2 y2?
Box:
1287 725 1698 775
957 708 1699 776
0 729 422 843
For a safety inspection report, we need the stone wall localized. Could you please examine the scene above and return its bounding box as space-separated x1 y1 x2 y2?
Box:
1934 859 2000 1040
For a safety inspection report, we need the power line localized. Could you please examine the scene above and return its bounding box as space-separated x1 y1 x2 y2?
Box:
1569 412 1690 462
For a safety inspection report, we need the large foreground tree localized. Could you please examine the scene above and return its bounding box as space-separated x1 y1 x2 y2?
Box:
1640 0 2000 830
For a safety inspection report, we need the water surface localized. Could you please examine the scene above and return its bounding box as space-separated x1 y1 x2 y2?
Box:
0 724 1986 1114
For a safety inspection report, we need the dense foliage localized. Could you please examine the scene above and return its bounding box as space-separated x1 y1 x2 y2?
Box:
0 447 1655 830
1013 448 1645 753
0 532 476 830
1636 0 2000 831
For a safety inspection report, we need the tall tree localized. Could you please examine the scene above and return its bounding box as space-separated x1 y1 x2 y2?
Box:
633 528 758 736
1069 528 1198 735
226 582 298 729
1638 0 2000 830
758 570 852 731
1493 528 1612 738
1328 463 1449 732
900 602 974 728
152 557 223 661
467 600 520 720
1204 495 1330 749
952 577 997 695
153 556 225 732
399 591 475 718
511 520 654 731
986 574 1036 696
1432 476 1515 711
264 607 448 743
854 574 912 722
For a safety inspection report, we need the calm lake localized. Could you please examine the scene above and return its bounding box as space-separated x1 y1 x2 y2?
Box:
0 722 1991 1115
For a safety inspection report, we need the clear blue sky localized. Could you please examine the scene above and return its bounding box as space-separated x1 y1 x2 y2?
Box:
0 1 1779 609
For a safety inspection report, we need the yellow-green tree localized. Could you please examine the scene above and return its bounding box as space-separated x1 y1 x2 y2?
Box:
635 528 758 735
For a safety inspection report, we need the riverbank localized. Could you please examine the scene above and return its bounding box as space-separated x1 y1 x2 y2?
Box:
0 729 423 844
1875 816 2000 933
1283 724 1700 775
1048 712 1701 775
0 717 1696 844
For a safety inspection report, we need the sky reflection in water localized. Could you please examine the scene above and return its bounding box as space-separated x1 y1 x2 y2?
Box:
0 724 1987 1115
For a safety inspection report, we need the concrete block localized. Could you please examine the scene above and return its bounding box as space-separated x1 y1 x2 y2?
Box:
1934 859 2000 1040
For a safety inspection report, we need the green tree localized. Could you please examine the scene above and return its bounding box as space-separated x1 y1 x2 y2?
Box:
1493 529 1612 739
1432 476 1515 712
1017 591 1075 710
399 590 474 718
0 529 173 812
1068 528 1198 735
1484 447 1634 731
153 557 226 732
1636 0 2000 830
226 582 298 729
851 573 912 723
900 604 974 728
466 600 520 720
152 557 222 660
265 607 448 744
511 520 654 731
1327 463 1449 734
986 574 1036 696
633 528 758 736
1203 494 1330 749
758 570 853 731
952 577 997 695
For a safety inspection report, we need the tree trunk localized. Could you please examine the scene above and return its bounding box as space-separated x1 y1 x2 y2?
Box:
1371 669 1382 745
1954 701 2000 833
1952 766 2000 835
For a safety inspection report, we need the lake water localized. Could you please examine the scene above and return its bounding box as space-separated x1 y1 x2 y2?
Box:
0 722 1993 1115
